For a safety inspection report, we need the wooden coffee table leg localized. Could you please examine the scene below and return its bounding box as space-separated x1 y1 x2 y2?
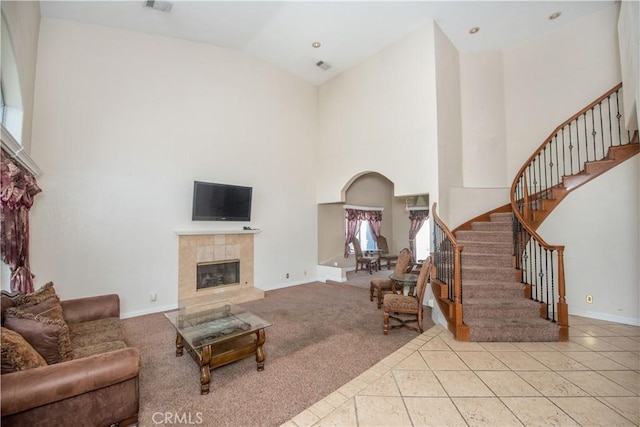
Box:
175 333 184 357
199 345 212 395
255 329 266 371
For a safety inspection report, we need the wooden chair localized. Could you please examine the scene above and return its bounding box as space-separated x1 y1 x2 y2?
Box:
383 256 432 334
351 237 379 274
370 248 412 309
376 235 398 270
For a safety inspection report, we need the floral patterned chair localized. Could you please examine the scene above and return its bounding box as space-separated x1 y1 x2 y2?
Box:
383 256 432 334
369 248 412 309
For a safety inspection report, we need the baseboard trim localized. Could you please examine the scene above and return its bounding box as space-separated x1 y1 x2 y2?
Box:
121 303 178 319
570 309 640 326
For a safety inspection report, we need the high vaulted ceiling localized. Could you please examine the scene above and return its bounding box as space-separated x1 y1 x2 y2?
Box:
40 1 616 85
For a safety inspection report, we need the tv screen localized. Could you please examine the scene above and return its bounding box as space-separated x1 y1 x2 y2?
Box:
192 181 252 221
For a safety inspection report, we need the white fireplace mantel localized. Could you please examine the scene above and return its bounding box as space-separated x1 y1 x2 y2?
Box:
175 229 262 236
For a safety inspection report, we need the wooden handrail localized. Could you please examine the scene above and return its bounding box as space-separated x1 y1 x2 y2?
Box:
431 202 459 248
431 202 467 339
507 85 624 342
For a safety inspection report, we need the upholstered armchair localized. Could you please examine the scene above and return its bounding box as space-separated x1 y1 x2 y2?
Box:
383 256 432 334
370 248 412 309
376 235 398 270
1 284 140 426
351 237 379 274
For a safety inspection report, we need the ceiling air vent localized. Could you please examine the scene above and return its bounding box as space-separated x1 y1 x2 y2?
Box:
316 61 332 71
144 1 173 12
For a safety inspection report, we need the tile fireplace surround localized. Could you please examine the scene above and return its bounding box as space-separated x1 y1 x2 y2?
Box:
176 230 264 306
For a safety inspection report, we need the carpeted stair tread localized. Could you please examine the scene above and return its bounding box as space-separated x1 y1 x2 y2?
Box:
489 213 512 222
463 298 538 308
462 265 516 282
471 222 512 232
463 280 524 297
462 253 512 267
466 317 559 342
455 230 512 243
458 242 512 255
457 211 559 342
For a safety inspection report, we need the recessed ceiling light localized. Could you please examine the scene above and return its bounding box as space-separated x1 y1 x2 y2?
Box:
469 27 480 34
312 42 321 48
549 12 562 20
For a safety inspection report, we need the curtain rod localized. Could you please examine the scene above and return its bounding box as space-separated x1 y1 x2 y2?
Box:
343 204 384 211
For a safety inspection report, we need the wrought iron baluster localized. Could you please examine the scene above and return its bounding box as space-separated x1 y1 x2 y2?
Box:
550 251 556 323
615 89 622 146
590 107 597 162
574 118 582 172
554 134 560 186
607 95 613 151
598 101 605 158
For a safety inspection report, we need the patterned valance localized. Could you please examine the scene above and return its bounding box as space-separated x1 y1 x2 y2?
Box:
1 148 42 293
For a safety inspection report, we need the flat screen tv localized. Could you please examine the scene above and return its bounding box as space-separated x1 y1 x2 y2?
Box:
192 181 252 221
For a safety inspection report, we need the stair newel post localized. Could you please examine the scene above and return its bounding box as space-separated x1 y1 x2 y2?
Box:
556 247 569 341
453 245 465 339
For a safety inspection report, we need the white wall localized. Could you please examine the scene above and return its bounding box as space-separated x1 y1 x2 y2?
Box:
537 157 639 325
316 23 439 204
618 1 639 132
433 23 461 225
501 3 638 324
29 18 318 317
503 4 622 178
460 51 508 188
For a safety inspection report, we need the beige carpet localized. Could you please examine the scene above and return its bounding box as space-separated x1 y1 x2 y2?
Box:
123 279 433 427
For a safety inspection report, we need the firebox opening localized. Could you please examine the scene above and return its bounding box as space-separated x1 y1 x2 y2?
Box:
197 260 240 290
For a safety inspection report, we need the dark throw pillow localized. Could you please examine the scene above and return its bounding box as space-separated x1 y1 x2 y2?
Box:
4 309 73 364
1 326 48 373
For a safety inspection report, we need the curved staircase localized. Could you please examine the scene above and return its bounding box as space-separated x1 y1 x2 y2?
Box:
432 83 639 342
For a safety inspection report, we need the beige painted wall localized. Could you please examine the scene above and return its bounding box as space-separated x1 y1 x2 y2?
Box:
434 23 461 225
460 51 508 188
317 172 397 269
617 1 639 132
1 1 40 151
29 18 318 316
317 23 439 205
503 4 622 177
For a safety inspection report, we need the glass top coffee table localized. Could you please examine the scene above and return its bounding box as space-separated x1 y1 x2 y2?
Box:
165 301 272 394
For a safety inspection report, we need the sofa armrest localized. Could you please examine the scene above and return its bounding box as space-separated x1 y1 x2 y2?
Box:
61 294 120 324
1 347 140 416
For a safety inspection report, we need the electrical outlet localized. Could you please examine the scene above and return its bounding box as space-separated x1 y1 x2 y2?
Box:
286 273 290 279
586 294 593 304
150 292 157 302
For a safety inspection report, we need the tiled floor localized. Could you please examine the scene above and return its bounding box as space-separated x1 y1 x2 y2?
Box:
282 315 639 427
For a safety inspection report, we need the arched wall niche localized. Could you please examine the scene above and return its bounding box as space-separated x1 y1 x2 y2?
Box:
317 171 425 269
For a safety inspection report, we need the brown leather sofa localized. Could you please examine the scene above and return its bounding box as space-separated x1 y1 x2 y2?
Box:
1 287 140 426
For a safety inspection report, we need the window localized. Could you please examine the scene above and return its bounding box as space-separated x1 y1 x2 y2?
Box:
414 220 431 261
346 221 377 253
356 221 377 251
1 13 24 143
